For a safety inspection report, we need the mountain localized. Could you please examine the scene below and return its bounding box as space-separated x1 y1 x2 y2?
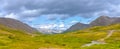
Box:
111 17 120 24
66 23 90 31
0 18 37 33
37 28 63 34
36 24 67 34
66 16 120 32
90 16 112 26
90 16 120 26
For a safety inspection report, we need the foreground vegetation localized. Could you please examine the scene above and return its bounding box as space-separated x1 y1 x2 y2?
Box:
0 24 120 49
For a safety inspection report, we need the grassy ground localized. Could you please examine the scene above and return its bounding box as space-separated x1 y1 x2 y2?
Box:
0 24 120 49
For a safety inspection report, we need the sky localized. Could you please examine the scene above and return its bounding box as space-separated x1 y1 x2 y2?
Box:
0 0 120 30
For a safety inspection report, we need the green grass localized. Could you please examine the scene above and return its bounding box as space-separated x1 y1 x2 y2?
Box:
0 24 120 49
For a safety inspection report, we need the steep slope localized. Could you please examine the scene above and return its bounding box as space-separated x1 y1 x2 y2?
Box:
0 24 41 49
66 16 120 32
90 16 120 26
90 16 112 26
66 23 89 31
111 17 120 24
0 18 36 33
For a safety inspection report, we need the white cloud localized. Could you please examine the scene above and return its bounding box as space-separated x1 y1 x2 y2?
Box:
22 10 38 15
36 24 57 29
71 20 79 24
4 13 18 19
19 9 42 17
34 22 68 31
59 24 64 28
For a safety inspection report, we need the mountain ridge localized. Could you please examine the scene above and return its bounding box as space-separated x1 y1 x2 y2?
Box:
0 18 37 33
66 16 120 31
66 23 89 32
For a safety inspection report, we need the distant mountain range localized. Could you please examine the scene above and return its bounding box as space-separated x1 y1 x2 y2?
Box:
37 28 63 34
0 18 37 33
66 16 120 31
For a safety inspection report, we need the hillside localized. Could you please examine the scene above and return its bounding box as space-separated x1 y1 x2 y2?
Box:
0 22 120 49
66 23 89 32
90 16 111 26
0 18 37 33
66 16 120 31
90 16 120 26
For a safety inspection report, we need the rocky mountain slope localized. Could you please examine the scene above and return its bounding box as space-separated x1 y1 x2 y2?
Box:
90 16 112 26
66 23 89 32
66 16 120 31
0 18 37 33
90 16 120 26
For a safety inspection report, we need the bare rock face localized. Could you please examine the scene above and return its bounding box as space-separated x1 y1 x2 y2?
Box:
0 18 37 33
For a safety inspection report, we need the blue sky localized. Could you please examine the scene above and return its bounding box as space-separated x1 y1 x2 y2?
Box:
25 15 98 30
0 0 120 30
26 16 88 30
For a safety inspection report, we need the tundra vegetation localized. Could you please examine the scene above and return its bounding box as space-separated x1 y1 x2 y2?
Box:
0 24 120 49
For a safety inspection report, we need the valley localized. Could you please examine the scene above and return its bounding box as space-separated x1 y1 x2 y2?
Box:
0 22 120 49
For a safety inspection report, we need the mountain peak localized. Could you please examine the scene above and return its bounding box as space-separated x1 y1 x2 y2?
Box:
90 16 112 26
98 16 110 19
75 22 86 25
66 22 89 32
